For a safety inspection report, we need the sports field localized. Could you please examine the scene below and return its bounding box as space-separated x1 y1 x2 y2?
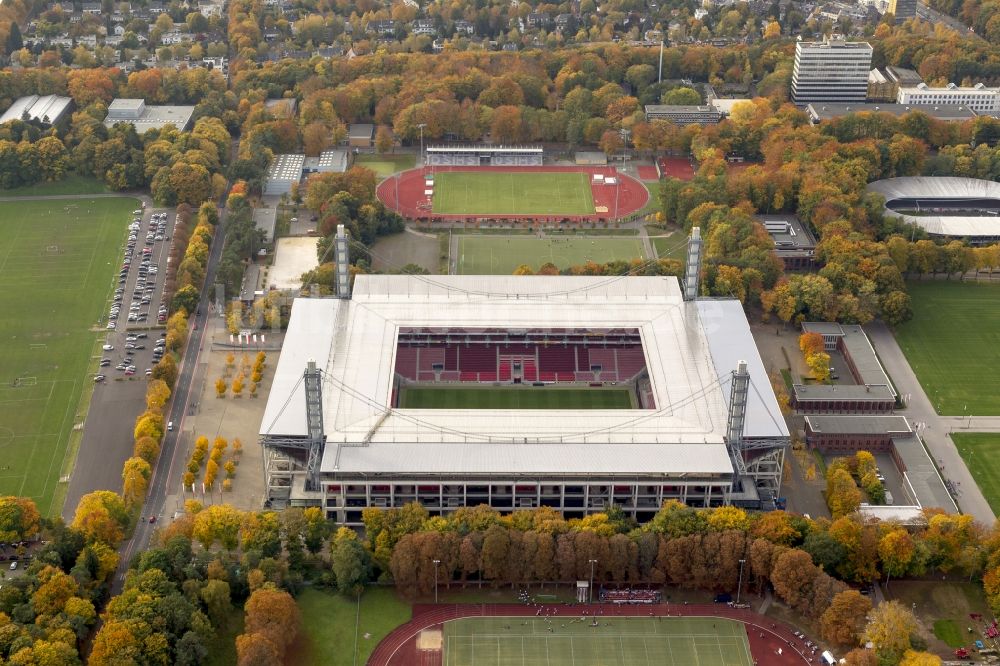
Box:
894 281 1000 415
433 172 595 216
442 616 753 666
400 387 634 409
0 196 137 516
457 236 646 274
953 433 1000 514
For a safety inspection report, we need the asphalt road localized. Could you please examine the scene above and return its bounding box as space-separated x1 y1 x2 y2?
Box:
917 2 980 39
62 199 176 522
112 204 227 591
865 322 995 525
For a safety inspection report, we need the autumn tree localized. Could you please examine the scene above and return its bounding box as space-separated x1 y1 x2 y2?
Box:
879 528 915 584
0 495 41 543
820 589 872 647
375 125 394 154
122 456 152 506
242 587 300 660
770 549 819 614
799 332 825 358
826 468 862 518
71 491 129 545
862 600 919 663
216 377 227 397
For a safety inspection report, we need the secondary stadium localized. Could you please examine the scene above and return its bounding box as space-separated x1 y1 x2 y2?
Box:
868 176 1000 245
259 262 789 525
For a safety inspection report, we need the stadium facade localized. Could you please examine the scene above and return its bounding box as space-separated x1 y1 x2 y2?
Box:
259 251 789 525
868 177 1000 244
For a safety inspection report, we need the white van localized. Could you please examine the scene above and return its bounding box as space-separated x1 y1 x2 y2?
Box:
167 421 174 432
821 651 836 665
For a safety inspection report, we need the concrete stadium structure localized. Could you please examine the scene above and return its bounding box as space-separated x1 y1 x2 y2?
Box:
868 177 1000 244
258 232 789 525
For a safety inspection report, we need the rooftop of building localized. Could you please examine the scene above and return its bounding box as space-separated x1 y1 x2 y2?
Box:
756 215 817 254
644 105 718 114
801 322 896 395
792 383 896 401
260 276 787 477
796 37 872 50
804 414 911 435
266 154 306 182
348 123 374 138
902 82 999 92
892 434 959 512
884 66 923 85
103 99 195 132
867 177 1000 238
806 103 977 122
0 94 72 125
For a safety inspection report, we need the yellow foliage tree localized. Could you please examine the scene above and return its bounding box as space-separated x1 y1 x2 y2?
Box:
225 460 237 477
223 478 233 492
808 352 831 382
121 457 152 506
232 375 244 397
216 377 227 398
71 491 128 546
183 471 195 488
145 379 171 411
706 506 750 532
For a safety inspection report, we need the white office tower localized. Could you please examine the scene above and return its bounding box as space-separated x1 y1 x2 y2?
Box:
791 38 873 104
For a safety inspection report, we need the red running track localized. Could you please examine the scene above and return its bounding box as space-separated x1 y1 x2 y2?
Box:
367 602 818 666
376 166 650 222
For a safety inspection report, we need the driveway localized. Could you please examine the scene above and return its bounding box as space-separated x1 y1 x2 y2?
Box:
864 322 994 525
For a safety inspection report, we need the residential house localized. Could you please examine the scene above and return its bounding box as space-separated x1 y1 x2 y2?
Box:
555 13 574 30
160 31 196 44
314 45 344 57
454 20 474 35
114 24 126 35
81 2 102 14
412 19 436 35
367 19 397 35
147 2 166 14
526 12 551 27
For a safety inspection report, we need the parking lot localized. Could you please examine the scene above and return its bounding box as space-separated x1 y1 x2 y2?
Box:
62 204 177 519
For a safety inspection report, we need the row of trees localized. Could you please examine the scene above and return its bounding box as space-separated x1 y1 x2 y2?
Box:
367 501 975 662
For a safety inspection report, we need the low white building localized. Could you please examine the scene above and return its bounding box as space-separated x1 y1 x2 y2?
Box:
897 82 1000 114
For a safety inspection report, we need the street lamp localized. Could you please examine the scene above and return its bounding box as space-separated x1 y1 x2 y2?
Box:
588 559 597 604
433 559 441 604
736 558 746 605
417 123 427 165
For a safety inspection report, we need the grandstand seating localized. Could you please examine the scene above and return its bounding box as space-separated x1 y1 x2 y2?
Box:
395 339 648 387
459 346 497 372
617 347 646 381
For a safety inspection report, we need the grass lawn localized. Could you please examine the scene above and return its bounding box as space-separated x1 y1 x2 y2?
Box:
650 230 687 261
457 235 645 274
434 171 594 216
933 619 964 648
0 175 109 197
400 387 635 409
355 153 417 178
0 196 137 516
443 616 753 666
952 433 1000 514
894 281 1000 415
295 586 411 666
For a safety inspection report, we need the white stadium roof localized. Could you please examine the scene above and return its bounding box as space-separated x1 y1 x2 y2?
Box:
867 177 1000 238
260 275 784 476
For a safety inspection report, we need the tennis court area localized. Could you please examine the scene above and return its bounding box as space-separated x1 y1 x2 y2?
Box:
433 171 595 216
399 387 634 409
442 616 753 666
456 235 646 274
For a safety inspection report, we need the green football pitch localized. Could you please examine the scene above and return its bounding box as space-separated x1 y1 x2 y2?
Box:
0 196 137 516
894 281 1000 415
399 387 635 409
442 616 754 666
433 171 595 216
457 236 646 275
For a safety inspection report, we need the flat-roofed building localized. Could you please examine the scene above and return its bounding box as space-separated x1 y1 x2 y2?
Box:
303 149 349 174
887 0 916 22
757 215 817 270
792 38 873 104
644 104 722 125
806 102 977 123
897 82 1000 114
804 414 911 452
348 123 375 148
104 98 195 132
264 154 305 196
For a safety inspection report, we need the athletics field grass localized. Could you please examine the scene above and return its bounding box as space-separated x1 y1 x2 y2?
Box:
457 235 646 274
399 387 635 409
894 281 1000 415
433 171 595 216
442 616 753 666
953 433 1000 514
0 196 137 516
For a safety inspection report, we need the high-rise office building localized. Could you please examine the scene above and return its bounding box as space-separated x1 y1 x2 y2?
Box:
791 38 873 104
887 0 917 23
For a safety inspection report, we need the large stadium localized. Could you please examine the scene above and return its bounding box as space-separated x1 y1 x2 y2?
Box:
259 240 788 524
868 176 1000 245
